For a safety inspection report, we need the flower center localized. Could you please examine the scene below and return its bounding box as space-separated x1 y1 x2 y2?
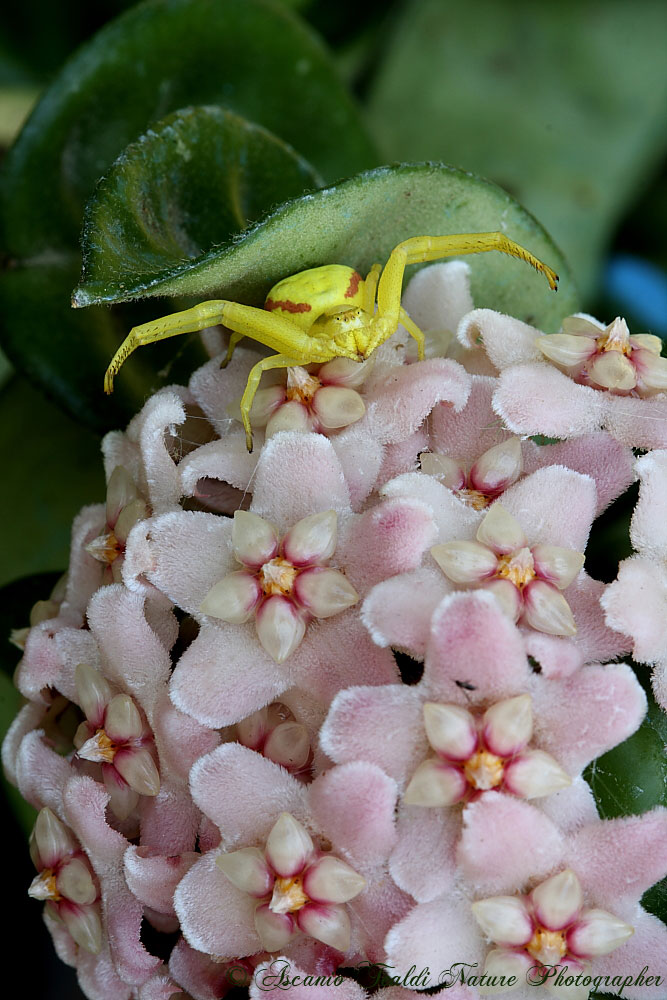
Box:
85 530 121 565
285 366 322 405
77 728 117 763
259 557 299 596
597 322 631 356
269 875 309 914
456 488 491 510
463 750 504 790
527 927 568 966
28 869 61 902
496 547 536 589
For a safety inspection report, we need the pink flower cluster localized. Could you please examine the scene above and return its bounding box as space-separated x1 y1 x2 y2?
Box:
4 261 667 1000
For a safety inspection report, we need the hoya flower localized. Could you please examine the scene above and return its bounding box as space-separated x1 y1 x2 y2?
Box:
84 466 148 585
602 449 667 710
126 433 436 727
404 695 571 807
536 315 667 396
471 868 633 998
9 573 67 650
385 808 667 1000
174 744 409 966
457 308 667 449
321 591 645 904
73 663 160 820
420 375 633 515
200 509 359 663
216 811 366 952
28 807 102 954
246 359 369 438
366 464 627 665
430 503 584 636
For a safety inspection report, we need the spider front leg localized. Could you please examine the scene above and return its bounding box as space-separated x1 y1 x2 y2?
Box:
375 232 559 336
104 300 230 393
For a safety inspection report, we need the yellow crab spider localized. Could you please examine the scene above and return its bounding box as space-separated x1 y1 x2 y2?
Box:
104 232 558 450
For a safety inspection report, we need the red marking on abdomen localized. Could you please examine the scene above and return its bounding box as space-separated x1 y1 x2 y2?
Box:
265 298 312 314
344 271 362 298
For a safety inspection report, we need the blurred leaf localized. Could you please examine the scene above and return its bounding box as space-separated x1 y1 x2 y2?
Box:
79 106 322 300
367 0 667 296
0 377 104 588
76 162 578 339
585 690 667 820
0 0 376 431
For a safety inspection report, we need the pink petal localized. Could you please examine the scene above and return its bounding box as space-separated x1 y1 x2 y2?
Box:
319 685 427 786
251 434 351 532
500 465 597 550
602 558 667 666
568 810 667 910
174 851 261 958
136 392 186 513
385 896 485 985
188 346 259 432
16 730 72 814
380 471 480 541
631 450 667 558
330 425 385 511
458 308 542 366
532 663 646 773
389 805 460 903
402 260 474 334
361 566 450 658
189 743 307 849
363 358 471 444
494 363 606 437
124 847 198 915
170 622 287 727
142 510 234 614
376 427 427 486
525 432 634 515
430 375 507 464
606 391 667 449
169 937 235 1000
458 793 564 894
2 701 50 785
423 591 530 705
567 574 633 662
339 497 437 592
179 434 258 498
308 762 398 868
63 776 161 985
77 946 133 1000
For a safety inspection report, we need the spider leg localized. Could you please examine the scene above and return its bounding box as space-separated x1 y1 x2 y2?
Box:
399 307 425 361
220 330 245 369
363 263 382 315
375 232 558 344
240 353 305 451
104 300 230 393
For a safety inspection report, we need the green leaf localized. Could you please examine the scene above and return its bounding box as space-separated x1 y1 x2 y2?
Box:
76 162 578 337
0 376 104 588
79 106 322 299
366 0 667 295
0 0 376 430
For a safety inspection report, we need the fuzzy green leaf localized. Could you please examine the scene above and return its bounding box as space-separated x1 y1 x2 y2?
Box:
76 162 578 341
0 0 375 430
